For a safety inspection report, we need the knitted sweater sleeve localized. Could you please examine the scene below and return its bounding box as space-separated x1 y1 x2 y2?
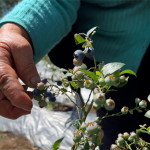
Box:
0 0 80 63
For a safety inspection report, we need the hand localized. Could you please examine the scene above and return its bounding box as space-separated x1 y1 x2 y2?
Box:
0 23 40 119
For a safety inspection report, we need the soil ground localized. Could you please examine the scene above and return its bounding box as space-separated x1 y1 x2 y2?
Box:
0 131 40 150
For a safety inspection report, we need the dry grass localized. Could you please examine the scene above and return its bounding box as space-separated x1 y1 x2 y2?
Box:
0 131 40 150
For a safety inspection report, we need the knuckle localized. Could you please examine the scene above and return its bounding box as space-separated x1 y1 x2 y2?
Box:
0 72 11 90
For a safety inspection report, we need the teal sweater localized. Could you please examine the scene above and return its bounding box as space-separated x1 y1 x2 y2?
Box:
0 0 150 73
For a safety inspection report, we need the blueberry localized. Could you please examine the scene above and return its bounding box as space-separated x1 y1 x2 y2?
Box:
57 81 62 86
85 47 95 57
44 90 52 97
49 96 56 102
41 78 47 84
32 89 41 97
73 50 85 61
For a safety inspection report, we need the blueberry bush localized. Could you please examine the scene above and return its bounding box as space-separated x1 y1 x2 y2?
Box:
32 27 150 150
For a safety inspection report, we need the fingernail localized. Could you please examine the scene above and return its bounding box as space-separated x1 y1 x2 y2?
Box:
30 76 40 88
24 111 31 115
22 104 32 111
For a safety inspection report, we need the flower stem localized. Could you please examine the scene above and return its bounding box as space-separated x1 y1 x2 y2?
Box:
93 55 97 69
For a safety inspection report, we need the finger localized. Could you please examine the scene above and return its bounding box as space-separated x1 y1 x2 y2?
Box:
0 99 30 119
0 61 33 111
26 91 34 99
0 91 5 100
11 35 40 87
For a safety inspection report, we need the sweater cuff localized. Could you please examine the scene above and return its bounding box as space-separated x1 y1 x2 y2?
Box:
0 0 80 64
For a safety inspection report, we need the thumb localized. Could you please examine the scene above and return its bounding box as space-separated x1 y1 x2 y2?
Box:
11 34 41 87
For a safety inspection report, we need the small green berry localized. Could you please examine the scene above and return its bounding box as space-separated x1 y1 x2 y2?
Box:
130 131 137 139
128 136 134 142
117 137 124 144
93 88 100 94
104 98 115 111
94 117 101 124
75 71 83 79
120 75 126 83
93 102 101 110
73 132 82 143
37 82 45 90
105 75 115 86
123 132 129 139
110 144 118 150
73 58 83 66
98 77 106 87
135 98 141 104
93 93 106 105
76 81 84 88
121 106 128 114
81 122 87 132
139 100 147 108
79 63 87 70
86 122 98 135
84 79 95 89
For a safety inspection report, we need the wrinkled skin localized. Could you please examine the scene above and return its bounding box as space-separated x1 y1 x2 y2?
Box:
0 23 40 119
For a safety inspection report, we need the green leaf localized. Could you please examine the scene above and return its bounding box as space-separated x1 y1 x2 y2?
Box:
147 127 150 133
136 108 143 113
74 34 85 44
51 72 54 82
63 73 73 78
72 119 82 130
79 69 98 82
129 109 133 115
87 26 98 36
70 81 78 89
102 62 125 77
145 110 150 118
69 69 73 73
96 71 101 76
52 137 64 150
98 61 105 71
147 95 150 102
84 141 89 150
119 70 137 77
60 88 67 93
59 68 68 72
136 129 149 135
117 76 129 88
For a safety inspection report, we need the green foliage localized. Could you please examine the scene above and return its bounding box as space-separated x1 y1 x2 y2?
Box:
59 68 68 72
70 81 78 89
60 88 67 93
74 34 85 45
72 119 82 130
102 62 125 77
120 69 136 77
51 137 64 150
87 26 99 37
147 95 150 102
84 141 90 150
145 110 150 118
79 69 98 82
117 76 129 88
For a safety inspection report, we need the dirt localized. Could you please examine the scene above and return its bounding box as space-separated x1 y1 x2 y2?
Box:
0 131 40 150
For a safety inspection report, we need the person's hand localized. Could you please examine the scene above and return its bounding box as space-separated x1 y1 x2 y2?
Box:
0 23 40 119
